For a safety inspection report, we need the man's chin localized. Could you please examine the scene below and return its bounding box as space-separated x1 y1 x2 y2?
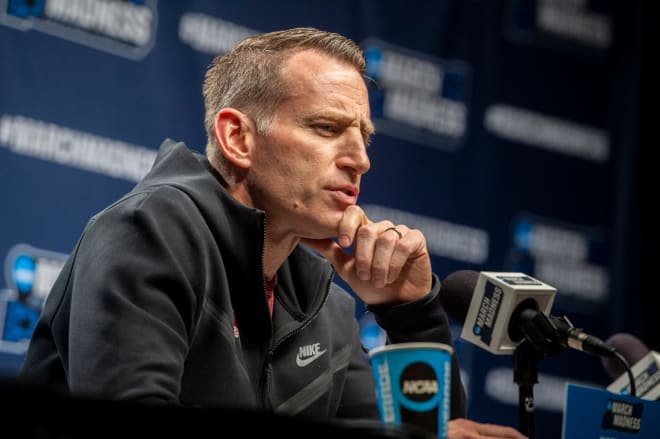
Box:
306 217 342 240
303 231 337 241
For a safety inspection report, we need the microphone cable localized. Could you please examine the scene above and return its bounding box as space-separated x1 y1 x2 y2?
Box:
611 349 637 397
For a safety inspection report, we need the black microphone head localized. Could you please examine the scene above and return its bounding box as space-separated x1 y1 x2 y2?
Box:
439 270 479 323
600 333 650 379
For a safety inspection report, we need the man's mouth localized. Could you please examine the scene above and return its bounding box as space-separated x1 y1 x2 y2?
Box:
329 185 359 204
335 185 358 196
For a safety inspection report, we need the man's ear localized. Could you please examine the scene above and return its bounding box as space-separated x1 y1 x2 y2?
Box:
212 108 256 169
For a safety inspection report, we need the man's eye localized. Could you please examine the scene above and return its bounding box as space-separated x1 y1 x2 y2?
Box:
315 125 337 134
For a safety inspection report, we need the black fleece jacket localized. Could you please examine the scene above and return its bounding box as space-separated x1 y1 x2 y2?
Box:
19 139 467 420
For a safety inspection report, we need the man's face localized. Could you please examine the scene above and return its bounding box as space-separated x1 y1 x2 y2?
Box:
247 49 373 240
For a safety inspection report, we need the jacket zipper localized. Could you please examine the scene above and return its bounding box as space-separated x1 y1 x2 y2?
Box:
259 262 335 411
258 213 269 409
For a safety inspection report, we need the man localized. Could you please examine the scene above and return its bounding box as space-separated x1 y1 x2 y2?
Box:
19 28 525 438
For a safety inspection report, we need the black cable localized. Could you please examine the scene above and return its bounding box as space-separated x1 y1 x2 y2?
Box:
612 350 637 397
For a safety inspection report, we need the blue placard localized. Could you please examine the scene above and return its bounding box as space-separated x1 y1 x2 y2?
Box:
563 383 660 438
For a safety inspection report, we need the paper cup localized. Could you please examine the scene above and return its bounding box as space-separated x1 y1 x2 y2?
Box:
368 342 453 438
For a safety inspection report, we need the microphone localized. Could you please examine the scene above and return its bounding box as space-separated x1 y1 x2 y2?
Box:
440 270 616 358
440 270 639 437
601 333 649 379
602 333 660 400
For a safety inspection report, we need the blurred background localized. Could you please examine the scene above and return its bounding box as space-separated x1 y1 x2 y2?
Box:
0 1 654 438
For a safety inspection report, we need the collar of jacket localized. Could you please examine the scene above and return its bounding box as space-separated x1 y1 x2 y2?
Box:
143 139 336 337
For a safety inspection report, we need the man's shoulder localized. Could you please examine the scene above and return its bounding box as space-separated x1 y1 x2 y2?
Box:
102 184 193 217
82 185 200 241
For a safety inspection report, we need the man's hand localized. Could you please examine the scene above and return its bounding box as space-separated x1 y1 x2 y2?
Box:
301 205 433 305
448 419 528 439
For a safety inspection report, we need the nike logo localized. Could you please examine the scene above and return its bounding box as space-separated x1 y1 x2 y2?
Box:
295 342 327 367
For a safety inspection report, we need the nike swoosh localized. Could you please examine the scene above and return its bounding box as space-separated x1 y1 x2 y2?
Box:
295 349 328 367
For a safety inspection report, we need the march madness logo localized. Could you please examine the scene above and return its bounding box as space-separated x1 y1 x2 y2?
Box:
1 0 158 59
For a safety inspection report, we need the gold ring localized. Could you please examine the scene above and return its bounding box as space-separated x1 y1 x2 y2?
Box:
384 226 403 239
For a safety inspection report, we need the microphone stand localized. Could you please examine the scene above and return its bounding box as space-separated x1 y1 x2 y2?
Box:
512 309 566 439
511 308 627 437
513 340 541 439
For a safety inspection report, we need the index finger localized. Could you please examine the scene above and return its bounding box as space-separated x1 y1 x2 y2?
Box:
337 205 368 248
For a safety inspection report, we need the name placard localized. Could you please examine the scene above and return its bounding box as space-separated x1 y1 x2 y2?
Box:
563 383 660 438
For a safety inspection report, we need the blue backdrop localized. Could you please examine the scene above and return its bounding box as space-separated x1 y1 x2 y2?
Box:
0 1 652 438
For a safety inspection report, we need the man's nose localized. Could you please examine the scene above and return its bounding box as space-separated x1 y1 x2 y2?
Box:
338 130 371 175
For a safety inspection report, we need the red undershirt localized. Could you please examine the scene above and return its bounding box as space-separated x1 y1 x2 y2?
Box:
264 274 277 317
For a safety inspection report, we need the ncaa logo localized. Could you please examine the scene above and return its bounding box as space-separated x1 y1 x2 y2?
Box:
400 362 438 403
1 243 67 345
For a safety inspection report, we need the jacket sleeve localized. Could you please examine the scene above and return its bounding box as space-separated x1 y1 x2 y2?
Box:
367 274 468 419
50 188 205 403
